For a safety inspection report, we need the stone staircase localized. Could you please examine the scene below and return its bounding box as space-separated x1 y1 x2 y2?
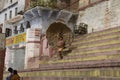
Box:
39 26 120 69
3 26 120 80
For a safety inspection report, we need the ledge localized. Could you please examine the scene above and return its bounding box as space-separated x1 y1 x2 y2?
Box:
6 15 23 24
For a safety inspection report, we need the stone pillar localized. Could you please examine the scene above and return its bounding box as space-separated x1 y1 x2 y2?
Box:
25 28 41 69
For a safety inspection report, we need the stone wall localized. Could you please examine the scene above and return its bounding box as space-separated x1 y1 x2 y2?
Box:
77 0 120 33
5 47 25 70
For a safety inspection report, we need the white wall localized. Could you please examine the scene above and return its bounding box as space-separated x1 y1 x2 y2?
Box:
0 0 25 33
3 0 26 70
18 0 25 12
3 0 18 9
77 0 120 33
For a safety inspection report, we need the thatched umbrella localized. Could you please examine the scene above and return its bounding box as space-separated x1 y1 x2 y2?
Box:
46 22 73 48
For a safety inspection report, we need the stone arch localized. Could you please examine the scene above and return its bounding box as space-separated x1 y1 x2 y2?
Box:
46 22 72 47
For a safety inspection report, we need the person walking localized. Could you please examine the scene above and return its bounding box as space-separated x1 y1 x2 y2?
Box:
11 70 20 80
6 67 13 80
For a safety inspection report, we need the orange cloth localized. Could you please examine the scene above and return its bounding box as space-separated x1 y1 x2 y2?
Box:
58 48 63 52
11 74 20 80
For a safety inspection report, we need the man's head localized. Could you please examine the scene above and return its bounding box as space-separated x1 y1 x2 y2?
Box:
8 67 13 73
13 70 18 74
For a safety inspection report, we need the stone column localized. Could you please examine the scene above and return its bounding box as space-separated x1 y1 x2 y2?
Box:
25 28 41 69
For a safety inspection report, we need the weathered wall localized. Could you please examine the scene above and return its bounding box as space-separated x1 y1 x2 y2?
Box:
25 28 41 69
77 0 120 33
12 48 25 70
5 48 25 70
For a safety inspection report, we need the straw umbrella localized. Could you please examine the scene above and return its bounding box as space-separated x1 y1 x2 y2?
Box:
46 22 73 48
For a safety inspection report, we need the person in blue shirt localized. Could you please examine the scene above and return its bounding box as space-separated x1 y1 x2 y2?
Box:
6 67 13 80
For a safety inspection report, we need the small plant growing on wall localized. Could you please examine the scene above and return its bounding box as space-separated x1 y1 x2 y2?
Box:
30 0 58 9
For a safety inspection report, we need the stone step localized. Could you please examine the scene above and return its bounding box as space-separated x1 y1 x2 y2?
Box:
68 45 120 57
43 27 120 66
50 53 120 64
20 77 120 80
40 59 120 70
73 26 120 42
39 51 120 68
60 49 120 64
71 41 120 53
61 43 120 60
74 31 120 42
71 39 120 54
38 27 120 66
4 67 120 80
72 31 120 46
16 26 120 80
64 50 120 60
